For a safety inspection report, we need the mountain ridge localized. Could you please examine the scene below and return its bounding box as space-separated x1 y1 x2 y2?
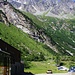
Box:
8 0 75 19
0 2 59 54
0 2 75 57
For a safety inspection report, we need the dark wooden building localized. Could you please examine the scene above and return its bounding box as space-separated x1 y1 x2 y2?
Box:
0 39 21 75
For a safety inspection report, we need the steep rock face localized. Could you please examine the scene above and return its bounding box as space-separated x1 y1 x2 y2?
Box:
0 2 58 53
0 10 9 25
8 0 75 19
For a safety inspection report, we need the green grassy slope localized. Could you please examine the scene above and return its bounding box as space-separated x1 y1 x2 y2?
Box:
22 12 75 55
0 22 56 60
0 10 75 73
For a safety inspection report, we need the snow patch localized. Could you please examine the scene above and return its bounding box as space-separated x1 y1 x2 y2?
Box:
66 50 73 56
32 5 37 11
24 1 26 4
73 40 75 43
15 0 21 3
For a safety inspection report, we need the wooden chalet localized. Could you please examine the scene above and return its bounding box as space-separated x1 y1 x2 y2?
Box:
0 39 21 75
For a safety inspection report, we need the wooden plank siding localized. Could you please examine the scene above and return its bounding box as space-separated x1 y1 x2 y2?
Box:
0 39 21 64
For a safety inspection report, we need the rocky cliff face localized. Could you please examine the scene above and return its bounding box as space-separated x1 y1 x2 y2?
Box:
0 1 75 55
8 0 75 19
0 2 58 53
0 10 9 25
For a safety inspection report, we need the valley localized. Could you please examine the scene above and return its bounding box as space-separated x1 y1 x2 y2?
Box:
0 0 75 74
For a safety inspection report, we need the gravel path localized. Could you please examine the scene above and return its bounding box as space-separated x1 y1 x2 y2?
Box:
35 72 74 75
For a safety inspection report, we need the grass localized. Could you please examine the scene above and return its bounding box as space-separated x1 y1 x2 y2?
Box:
0 22 56 61
22 11 75 55
0 7 75 74
25 60 67 74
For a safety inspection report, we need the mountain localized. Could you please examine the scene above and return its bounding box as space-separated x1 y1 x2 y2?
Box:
0 2 54 64
0 1 58 60
0 1 75 57
0 2 56 51
8 0 75 19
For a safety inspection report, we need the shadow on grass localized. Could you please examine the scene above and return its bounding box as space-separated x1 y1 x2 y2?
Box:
21 72 34 75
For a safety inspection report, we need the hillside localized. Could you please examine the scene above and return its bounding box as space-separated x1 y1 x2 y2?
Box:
23 12 75 56
0 2 56 61
0 2 75 57
0 1 75 73
0 22 55 59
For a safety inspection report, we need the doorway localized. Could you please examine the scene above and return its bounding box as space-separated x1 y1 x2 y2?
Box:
0 51 11 75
